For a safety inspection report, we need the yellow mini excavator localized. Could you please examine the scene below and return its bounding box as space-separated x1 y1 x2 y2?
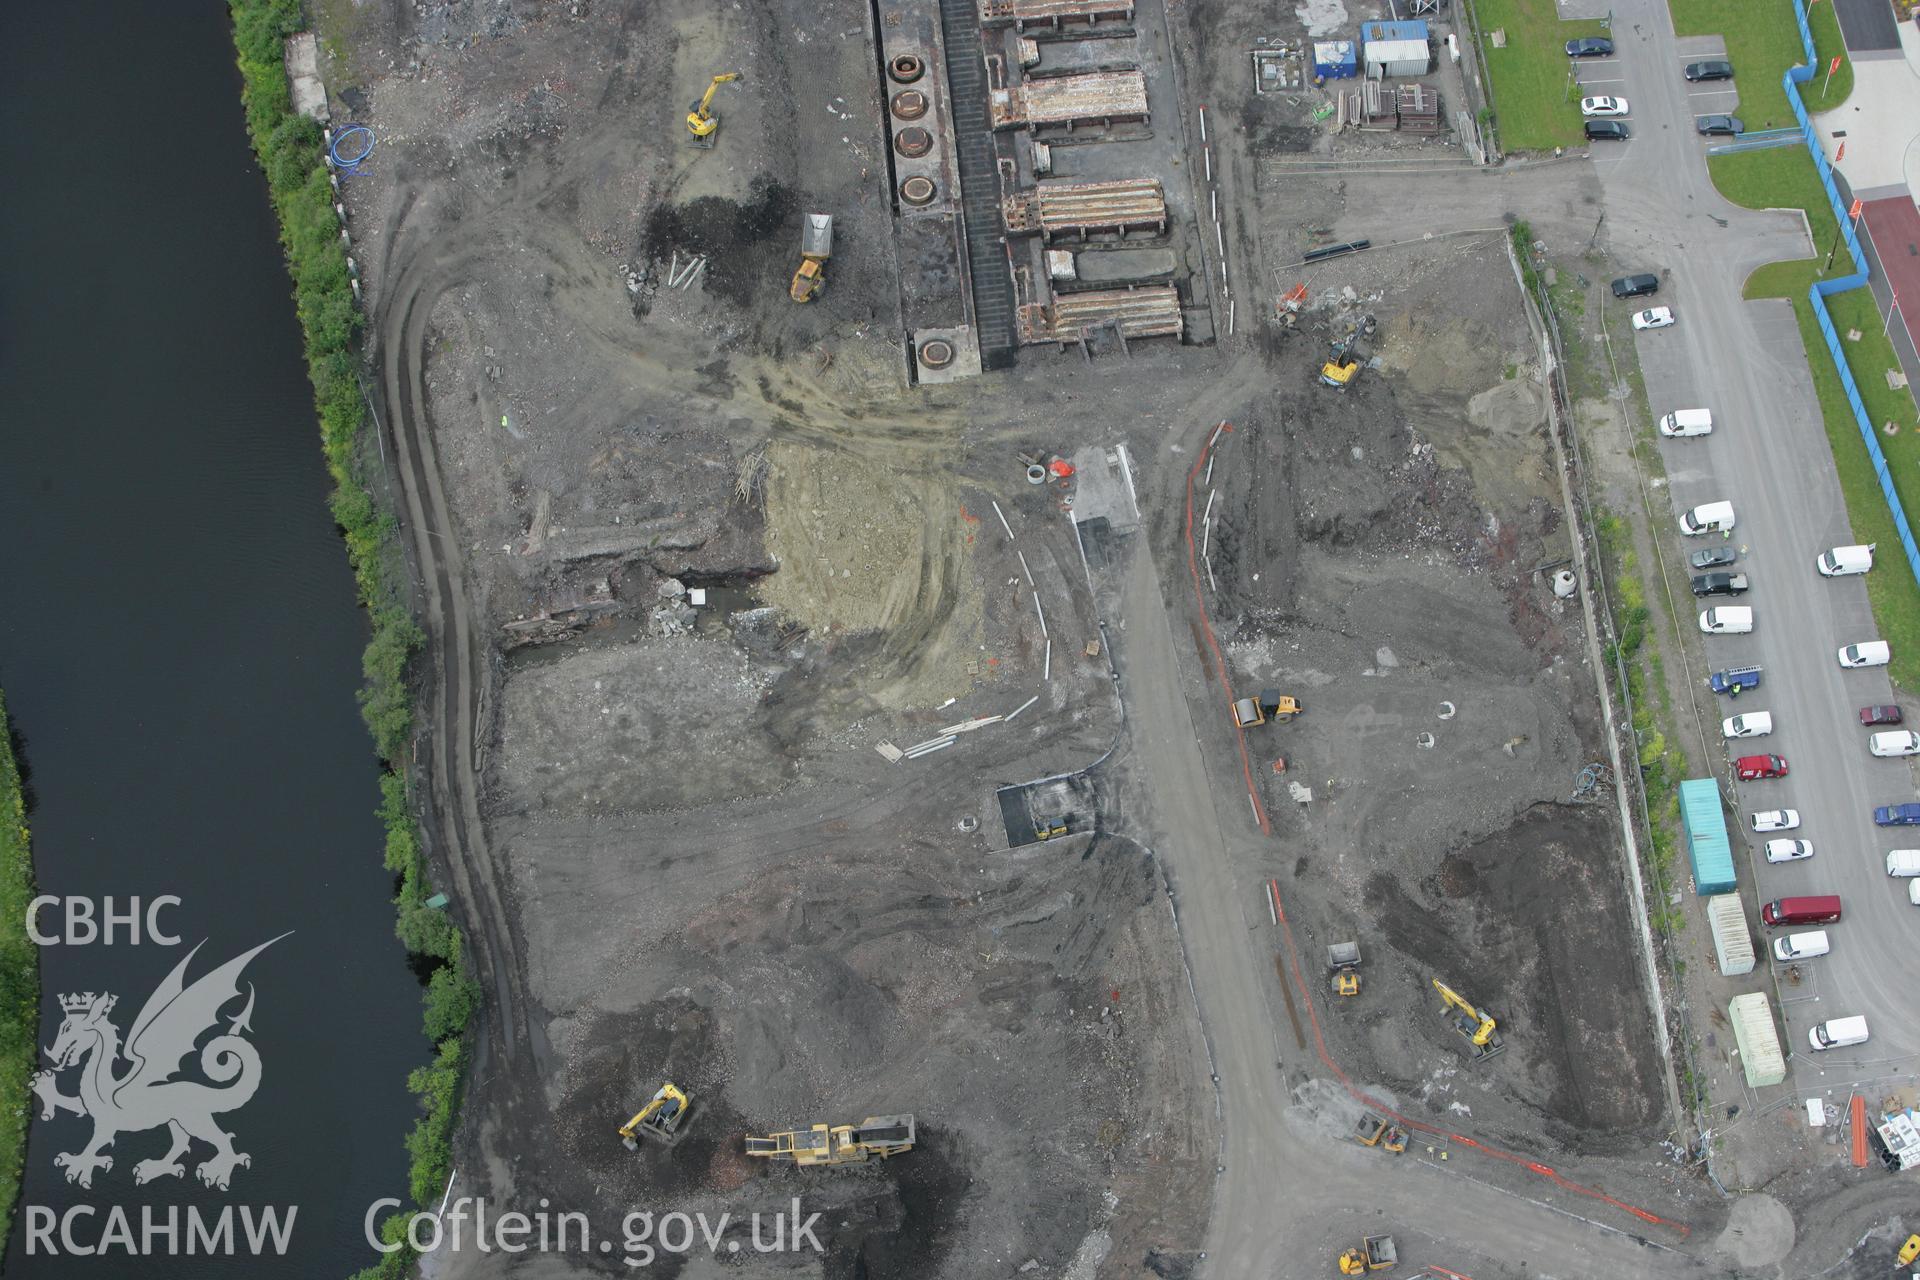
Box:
745 1114 916 1167
1431 978 1505 1063
618 1082 692 1150
687 72 742 145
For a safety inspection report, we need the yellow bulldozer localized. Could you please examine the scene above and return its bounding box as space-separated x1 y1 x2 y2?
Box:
618 1082 692 1150
745 1114 916 1167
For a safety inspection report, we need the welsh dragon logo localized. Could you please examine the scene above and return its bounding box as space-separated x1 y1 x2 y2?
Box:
32 935 286 1191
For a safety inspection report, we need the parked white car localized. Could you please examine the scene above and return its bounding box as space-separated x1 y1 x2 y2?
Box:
1723 712 1773 739
1632 306 1676 330
1764 838 1813 863
1840 640 1892 668
1772 930 1829 961
1581 95 1631 117
1751 809 1800 832
1700 606 1754 634
1870 730 1920 757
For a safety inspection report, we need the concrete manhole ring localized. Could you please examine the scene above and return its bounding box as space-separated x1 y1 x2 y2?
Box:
1437 701 1456 720
891 90 929 120
1416 732 1436 749
1026 463 1047 484
956 815 978 833
899 175 936 205
889 53 926 83
894 126 933 158
918 338 955 369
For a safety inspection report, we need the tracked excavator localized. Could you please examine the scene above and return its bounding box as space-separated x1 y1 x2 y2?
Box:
686 72 742 145
618 1082 691 1150
745 1114 916 1166
1431 978 1505 1063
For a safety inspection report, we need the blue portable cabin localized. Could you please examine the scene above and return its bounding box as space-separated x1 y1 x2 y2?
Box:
1679 778 1736 895
1313 40 1358 80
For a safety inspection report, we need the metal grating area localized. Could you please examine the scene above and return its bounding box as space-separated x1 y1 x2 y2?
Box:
1002 177 1166 240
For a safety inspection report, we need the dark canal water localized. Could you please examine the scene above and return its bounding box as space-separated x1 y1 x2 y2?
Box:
0 5 423 1275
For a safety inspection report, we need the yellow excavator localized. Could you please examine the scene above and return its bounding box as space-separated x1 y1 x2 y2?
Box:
686 72 742 145
1432 978 1505 1063
618 1082 691 1150
745 1114 916 1167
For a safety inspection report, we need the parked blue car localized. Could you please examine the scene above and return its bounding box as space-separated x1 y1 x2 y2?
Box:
1709 665 1762 696
1874 803 1920 826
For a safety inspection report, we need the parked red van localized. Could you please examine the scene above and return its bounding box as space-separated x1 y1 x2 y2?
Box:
1761 895 1842 927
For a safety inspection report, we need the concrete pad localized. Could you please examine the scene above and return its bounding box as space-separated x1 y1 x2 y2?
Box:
1814 57 1920 195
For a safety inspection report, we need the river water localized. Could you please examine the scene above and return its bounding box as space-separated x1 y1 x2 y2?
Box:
0 6 423 1276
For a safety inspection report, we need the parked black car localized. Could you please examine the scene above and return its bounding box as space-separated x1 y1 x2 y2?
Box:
1685 60 1734 81
1696 114 1745 136
1691 571 1751 597
1585 120 1630 141
1690 546 1738 570
1611 273 1659 299
1566 37 1615 57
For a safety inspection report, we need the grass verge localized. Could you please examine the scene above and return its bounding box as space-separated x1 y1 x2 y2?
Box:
1669 0 1851 129
0 694 37 1251
1469 0 1607 151
227 4 481 1275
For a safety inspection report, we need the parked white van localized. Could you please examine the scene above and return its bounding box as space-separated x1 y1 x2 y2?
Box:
1911 879 1920 906
1700 607 1754 634
1816 544 1875 576
1839 640 1892 668
1771 930 1829 961
1870 730 1920 757
1808 1015 1870 1050
1723 712 1773 738
1680 501 1736 535
1886 850 1920 876
1658 408 1714 438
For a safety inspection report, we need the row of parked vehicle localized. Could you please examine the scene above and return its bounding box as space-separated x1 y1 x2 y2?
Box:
1683 511 1907 1049
1567 38 1740 142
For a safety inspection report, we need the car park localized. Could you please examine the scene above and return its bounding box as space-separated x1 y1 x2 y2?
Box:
1585 120 1630 142
1567 37 1615 57
1817 544 1874 576
1772 930 1830 961
1612 273 1659 298
1700 606 1753 634
1685 59 1734 81
1710 665 1762 695
1870 730 1920 757
1737 755 1789 781
1861 705 1904 726
1632 306 1674 329
1874 803 1920 825
1765 839 1813 863
1695 115 1744 136
1751 807 1799 830
1691 546 1738 570
1840 640 1892 668
1581 96 1630 117
1723 711 1773 738
1658 408 1713 437
1691 571 1748 597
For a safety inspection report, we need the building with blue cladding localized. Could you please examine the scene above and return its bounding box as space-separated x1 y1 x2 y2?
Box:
1679 778 1736 895
1360 19 1429 42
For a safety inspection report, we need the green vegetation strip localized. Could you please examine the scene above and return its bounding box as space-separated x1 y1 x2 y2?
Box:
1471 0 1607 151
0 694 37 1251
227 4 479 1275
1670 0 1852 129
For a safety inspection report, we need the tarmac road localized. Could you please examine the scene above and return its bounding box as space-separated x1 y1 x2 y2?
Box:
1111 535 1704 1278
1583 0 1920 1075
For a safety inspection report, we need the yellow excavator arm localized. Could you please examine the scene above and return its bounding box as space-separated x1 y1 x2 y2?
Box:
687 72 743 139
1432 978 1497 1046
